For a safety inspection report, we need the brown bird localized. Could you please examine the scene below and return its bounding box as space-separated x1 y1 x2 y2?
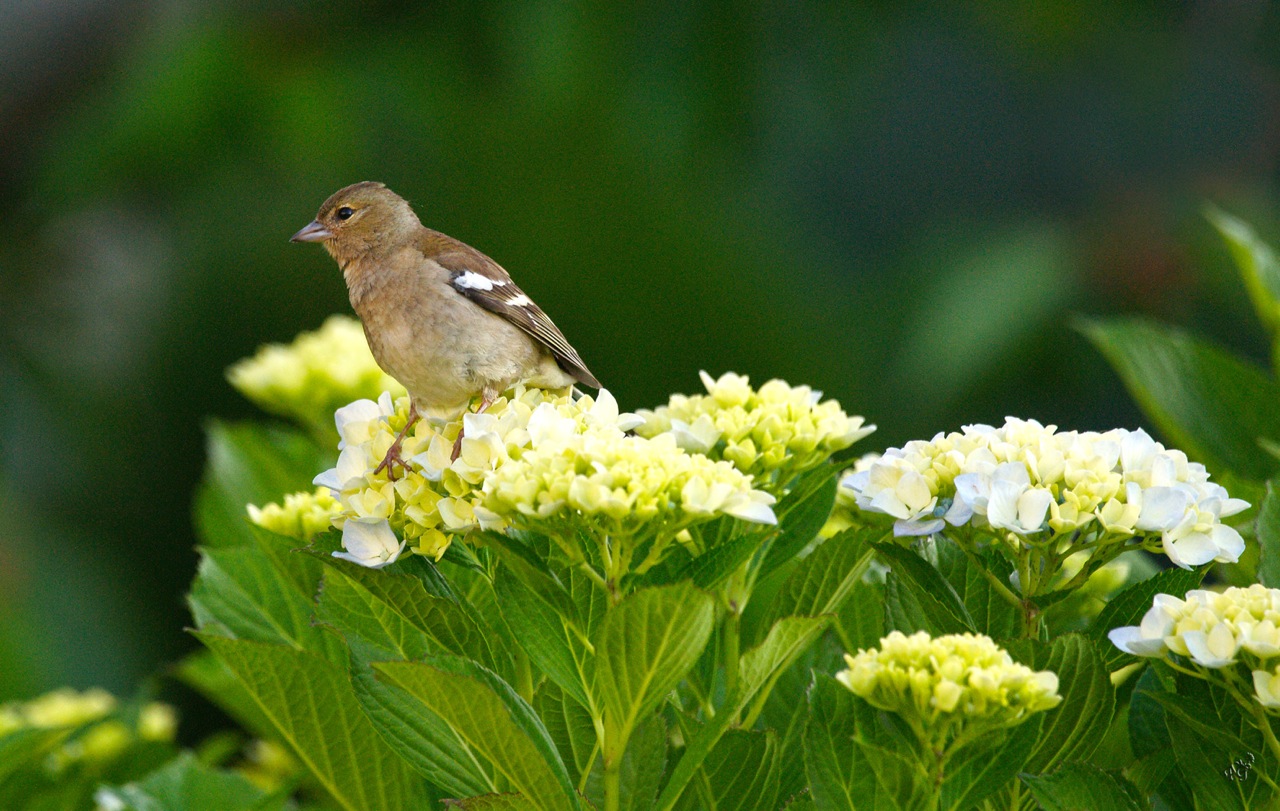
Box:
291 181 600 475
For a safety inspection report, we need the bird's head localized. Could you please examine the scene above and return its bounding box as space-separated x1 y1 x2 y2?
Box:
291 181 421 263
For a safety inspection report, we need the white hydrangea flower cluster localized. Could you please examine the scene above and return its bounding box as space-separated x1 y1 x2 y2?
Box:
248 487 342 541
312 385 613 567
842 418 1248 569
837 631 1061 738
227 315 404 432
634 371 875 492
312 384 775 569
1109 584 1280 709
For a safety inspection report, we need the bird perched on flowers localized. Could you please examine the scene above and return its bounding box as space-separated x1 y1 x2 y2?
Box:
292 181 600 474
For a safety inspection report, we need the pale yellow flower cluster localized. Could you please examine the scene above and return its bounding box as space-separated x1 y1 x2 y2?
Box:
837 631 1061 739
635 371 875 492
248 487 342 541
227 315 404 431
0 688 176 771
312 382 777 569
483 416 777 546
843 418 1248 569
1110 584 1280 709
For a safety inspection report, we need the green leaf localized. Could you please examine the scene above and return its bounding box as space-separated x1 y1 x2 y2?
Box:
188 536 346 665
534 682 598 789
874 542 975 635
317 553 498 670
443 796 541 810
195 420 332 548
196 633 427 811
0 727 65 784
1021 762 1145 811
596 582 715 753
375 657 581 811
1160 699 1253 811
938 718 1041 810
94 752 271 811
757 528 875 642
1206 205 1280 339
1088 565 1207 671
740 616 831 718
673 729 780 811
681 532 762 590
346 636 499 798
1080 317 1280 482
935 542 1018 640
1008 635 1115 774
495 568 596 712
758 465 840 581
477 530 581 621
1260 480 1280 589
173 651 275 740
803 673 931 811
833 578 886 654
583 717 666 811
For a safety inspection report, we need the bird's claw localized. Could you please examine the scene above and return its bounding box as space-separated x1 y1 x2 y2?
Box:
374 442 408 481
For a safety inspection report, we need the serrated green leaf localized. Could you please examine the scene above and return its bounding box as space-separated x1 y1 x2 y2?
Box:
495 568 596 712
196 633 426 811
1161 702 1252 811
935 542 1019 640
596 582 715 753
874 543 974 635
1206 205 1280 339
740 616 831 721
1080 317 1280 482
188 539 346 665
758 529 875 642
345 636 498 798
673 729 780 811
1008 635 1114 774
95 752 270 811
680 532 762 590
1088 566 1207 671
1020 762 1144 811
803 673 931 811
195 421 332 549
758 465 840 581
375 657 581 811
1260 481 1280 589
834 578 886 653
317 553 497 670
534 682 598 789
938 717 1040 810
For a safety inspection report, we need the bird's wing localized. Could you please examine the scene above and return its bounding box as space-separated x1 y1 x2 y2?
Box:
422 231 601 389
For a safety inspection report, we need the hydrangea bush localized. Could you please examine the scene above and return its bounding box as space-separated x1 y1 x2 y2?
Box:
6 211 1280 809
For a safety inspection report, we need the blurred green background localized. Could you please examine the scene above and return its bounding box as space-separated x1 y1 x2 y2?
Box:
2 1 1279 704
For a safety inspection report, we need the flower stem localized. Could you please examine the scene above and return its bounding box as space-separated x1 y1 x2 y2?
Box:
722 610 741 716
604 758 621 811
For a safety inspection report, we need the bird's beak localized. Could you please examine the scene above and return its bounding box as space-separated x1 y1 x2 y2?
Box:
290 220 332 243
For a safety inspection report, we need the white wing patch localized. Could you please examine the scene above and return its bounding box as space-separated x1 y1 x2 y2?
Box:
506 293 532 307
452 270 506 291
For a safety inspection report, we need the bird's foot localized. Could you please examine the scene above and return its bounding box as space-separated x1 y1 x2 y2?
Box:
450 430 464 463
374 440 408 481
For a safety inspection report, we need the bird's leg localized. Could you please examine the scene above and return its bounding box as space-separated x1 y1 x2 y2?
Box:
374 401 420 481
450 387 498 462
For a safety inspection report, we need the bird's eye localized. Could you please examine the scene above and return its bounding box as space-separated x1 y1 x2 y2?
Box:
336 206 355 221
